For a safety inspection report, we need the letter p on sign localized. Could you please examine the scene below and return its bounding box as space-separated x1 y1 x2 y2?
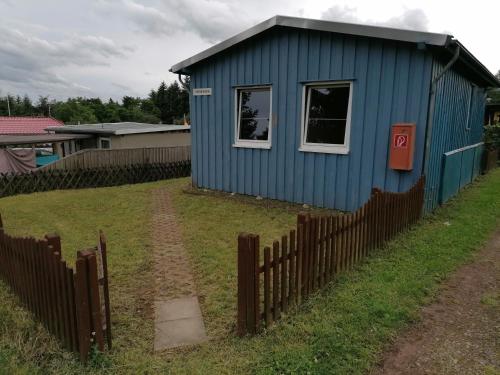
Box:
389 124 416 171
394 134 408 148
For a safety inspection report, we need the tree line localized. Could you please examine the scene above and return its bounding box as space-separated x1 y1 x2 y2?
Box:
0 79 190 125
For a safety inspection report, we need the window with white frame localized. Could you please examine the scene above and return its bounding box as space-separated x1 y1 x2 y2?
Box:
99 137 111 149
234 86 272 148
300 82 353 154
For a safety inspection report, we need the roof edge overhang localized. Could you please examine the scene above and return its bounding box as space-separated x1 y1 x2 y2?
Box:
453 41 500 87
170 15 452 74
49 125 191 136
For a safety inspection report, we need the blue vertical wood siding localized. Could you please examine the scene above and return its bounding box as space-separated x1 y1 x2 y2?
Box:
190 28 433 211
424 59 486 211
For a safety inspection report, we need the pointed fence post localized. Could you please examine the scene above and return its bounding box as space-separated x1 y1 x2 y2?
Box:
237 233 260 336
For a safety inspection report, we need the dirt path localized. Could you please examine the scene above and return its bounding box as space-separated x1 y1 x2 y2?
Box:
373 229 500 375
151 188 207 351
152 188 197 300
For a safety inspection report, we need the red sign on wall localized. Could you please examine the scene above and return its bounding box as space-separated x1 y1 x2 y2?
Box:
393 134 408 148
389 123 416 171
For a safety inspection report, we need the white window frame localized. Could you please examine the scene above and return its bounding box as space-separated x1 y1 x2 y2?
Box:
233 85 272 149
299 81 353 155
98 137 111 149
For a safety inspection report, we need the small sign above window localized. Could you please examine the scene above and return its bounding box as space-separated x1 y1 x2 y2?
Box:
193 88 212 96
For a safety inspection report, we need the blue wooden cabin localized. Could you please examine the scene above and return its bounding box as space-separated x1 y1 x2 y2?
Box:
171 16 499 212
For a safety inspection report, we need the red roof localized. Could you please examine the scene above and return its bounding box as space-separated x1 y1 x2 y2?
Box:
0 117 64 135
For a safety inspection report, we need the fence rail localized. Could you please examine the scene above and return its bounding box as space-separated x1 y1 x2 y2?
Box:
237 176 425 335
0 215 111 361
40 146 191 170
0 160 190 198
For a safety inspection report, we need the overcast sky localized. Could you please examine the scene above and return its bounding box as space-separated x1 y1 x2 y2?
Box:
0 0 498 102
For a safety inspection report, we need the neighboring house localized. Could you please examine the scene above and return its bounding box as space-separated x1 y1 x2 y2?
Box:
171 15 499 212
0 116 66 171
0 116 63 135
485 103 500 125
49 122 191 157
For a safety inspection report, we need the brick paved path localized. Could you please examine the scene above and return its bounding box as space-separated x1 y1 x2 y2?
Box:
152 188 207 350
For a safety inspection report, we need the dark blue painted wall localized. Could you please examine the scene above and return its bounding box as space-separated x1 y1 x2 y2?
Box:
190 27 433 211
424 59 486 211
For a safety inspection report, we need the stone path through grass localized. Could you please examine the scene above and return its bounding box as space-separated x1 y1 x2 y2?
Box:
151 188 207 351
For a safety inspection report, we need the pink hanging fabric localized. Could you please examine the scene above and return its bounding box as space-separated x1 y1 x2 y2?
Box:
0 149 36 174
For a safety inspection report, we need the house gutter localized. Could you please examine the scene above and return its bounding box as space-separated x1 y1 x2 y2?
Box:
422 44 460 178
178 73 190 91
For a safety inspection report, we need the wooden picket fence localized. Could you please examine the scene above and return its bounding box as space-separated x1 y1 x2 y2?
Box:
0 215 111 362
237 176 425 335
0 160 190 198
40 146 191 171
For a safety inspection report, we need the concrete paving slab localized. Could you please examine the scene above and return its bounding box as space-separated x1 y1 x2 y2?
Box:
155 296 202 322
154 315 208 350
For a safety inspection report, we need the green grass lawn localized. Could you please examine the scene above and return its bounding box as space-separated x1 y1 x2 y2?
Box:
0 169 499 374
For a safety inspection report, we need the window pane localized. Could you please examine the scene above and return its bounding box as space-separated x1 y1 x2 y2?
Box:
100 139 110 149
308 86 349 120
239 118 270 141
240 90 270 120
306 119 347 144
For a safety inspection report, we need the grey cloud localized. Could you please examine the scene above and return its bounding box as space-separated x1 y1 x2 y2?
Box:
383 9 428 31
100 0 252 44
164 0 251 43
121 0 182 35
111 81 131 91
0 25 132 96
321 7 429 31
321 5 358 24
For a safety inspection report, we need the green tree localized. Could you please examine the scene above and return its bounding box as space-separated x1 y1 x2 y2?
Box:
53 100 98 124
0 76 189 124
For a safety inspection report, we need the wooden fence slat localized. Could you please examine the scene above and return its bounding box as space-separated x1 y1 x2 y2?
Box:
336 216 343 274
272 241 280 321
280 235 288 314
319 217 325 288
66 268 78 352
75 256 91 362
264 246 271 328
296 225 303 305
288 230 296 307
303 216 311 297
331 216 338 276
325 217 332 282
59 260 71 349
86 253 105 351
253 235 260 333
310 217 317 293
341 216 347 271
237 233 249 336
246 235 256 335
353 211 360 266
99 231 112 349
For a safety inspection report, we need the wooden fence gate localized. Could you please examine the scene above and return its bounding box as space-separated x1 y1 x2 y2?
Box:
0 215 111 361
